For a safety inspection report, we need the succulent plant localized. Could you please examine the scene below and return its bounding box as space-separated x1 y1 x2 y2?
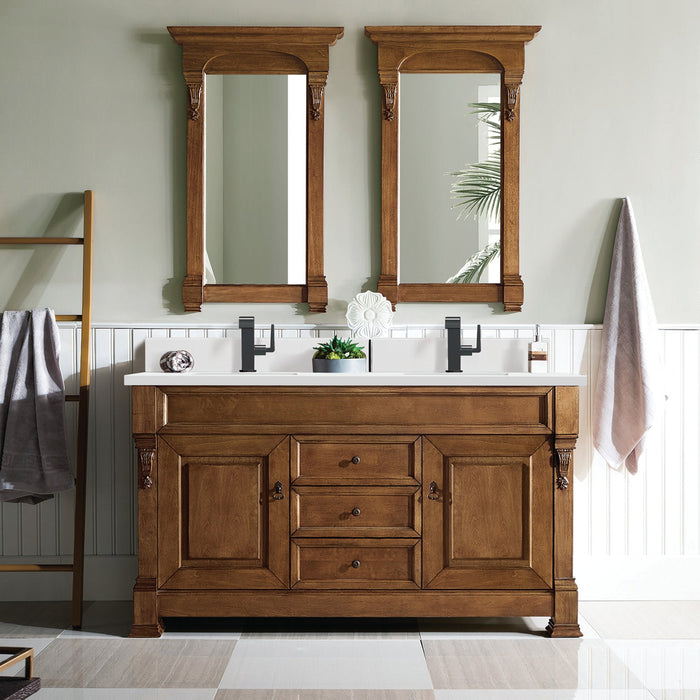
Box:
313 335 366 360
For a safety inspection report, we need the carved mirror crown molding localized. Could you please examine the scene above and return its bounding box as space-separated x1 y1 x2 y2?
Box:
365 25 540 312
169 26 344 312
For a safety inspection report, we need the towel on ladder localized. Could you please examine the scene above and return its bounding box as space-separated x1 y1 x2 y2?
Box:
592 198 664 474
0 309 74 503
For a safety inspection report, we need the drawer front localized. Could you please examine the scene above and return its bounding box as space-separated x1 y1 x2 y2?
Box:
291 486 420 537
291 538 421 589
292 437 420 485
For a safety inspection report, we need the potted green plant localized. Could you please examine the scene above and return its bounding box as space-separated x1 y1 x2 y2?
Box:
312 335 367 373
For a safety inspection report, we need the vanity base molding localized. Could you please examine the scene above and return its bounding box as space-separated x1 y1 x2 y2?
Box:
155 590 554 619
129 384 581 638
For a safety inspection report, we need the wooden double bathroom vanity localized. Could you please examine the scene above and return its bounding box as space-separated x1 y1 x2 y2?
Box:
127 376 583 638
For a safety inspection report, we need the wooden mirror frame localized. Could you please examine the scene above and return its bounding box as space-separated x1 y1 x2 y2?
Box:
169 26 344 312
365 26 540 312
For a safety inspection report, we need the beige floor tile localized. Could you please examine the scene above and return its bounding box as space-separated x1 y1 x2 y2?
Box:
580 602 700 639
241 617 419 639
32 690 216 699
215 692 436 699
423 638 645 690
33 638 237 688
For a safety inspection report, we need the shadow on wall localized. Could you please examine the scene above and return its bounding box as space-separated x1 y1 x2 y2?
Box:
1 193 85 312
135 30 187 315
585 198 622 325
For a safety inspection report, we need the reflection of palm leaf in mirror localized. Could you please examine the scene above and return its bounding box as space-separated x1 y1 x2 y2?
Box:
450 154 501 222
446 240 501 284
449 101 502 282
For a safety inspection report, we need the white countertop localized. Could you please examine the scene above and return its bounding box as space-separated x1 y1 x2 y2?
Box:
124 371 586 387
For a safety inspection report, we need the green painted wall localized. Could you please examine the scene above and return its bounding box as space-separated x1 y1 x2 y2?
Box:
0 0 698 324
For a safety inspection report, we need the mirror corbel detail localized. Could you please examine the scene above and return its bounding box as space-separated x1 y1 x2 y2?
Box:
169 26 344 312
365 26 540 312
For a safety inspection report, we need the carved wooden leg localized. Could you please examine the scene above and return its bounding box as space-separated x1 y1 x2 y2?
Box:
131 420 161 637
130 577 163 638
548 387 582 638
546 577 582 637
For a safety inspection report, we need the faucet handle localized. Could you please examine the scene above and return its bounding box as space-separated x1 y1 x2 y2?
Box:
255 324 275 355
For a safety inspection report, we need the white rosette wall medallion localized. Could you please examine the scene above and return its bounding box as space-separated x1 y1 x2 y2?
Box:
346 291 394 339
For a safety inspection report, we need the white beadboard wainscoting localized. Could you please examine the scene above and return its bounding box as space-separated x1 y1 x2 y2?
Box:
0 323 697 601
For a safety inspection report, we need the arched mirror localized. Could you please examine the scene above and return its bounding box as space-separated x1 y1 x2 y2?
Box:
365 26 540 311
169 26 344 312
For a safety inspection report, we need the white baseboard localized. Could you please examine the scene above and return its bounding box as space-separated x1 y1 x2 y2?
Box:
576 555 700 600
0 556 136 601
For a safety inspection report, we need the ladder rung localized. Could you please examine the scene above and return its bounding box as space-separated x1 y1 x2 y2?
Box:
55 315 82 322
0 237 84 245
0 564 74 572
65 394 80 402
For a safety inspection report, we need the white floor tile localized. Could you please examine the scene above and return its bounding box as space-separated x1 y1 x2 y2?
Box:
608 641 700 691
434 691 657 699
218 639 433 690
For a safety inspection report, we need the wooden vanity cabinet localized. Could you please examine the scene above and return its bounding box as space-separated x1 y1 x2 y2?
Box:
130 385 581 638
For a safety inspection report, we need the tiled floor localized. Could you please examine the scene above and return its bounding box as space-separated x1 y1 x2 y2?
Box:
1 601 699 699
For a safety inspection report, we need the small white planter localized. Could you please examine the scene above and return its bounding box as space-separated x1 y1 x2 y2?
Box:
312 358 367 374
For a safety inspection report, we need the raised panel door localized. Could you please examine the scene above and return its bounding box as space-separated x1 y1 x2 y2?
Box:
157 434 289 589
422 435 553 589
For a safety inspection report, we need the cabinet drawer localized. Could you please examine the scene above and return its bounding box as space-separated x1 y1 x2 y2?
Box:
291 486 420 537
291 538 421 589
292 436 420 485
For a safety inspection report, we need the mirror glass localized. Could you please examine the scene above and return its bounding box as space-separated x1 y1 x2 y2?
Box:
399 73 501 284
204 74 307 285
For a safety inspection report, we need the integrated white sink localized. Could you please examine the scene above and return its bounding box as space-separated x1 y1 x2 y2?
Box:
130 334 585 387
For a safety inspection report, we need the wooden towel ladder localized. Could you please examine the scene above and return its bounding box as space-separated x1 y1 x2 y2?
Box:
0 190 94 629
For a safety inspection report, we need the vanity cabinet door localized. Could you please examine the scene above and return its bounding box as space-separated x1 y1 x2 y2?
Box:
157 434 289 590
422 435 553 590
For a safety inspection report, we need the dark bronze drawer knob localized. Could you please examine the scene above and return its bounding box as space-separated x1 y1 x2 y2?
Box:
351 456 361 464
351 560 361 568
272 481 285 500
351 507 361 517
427 481 440 500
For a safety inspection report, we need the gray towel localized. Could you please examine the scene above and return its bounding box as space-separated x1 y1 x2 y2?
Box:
592 198 664 474
0 309 74 504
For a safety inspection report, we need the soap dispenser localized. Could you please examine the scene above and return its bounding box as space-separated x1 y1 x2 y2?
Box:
528 324 548 373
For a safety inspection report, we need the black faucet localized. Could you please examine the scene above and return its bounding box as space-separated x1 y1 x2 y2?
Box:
239 316 275 372
445 317 481 373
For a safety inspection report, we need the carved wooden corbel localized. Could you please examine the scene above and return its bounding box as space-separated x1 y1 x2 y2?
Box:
186 82 202 121
308 82 325 121
555 447 573 490
134 434 156 490
504 83 520 121
382 83 397 121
